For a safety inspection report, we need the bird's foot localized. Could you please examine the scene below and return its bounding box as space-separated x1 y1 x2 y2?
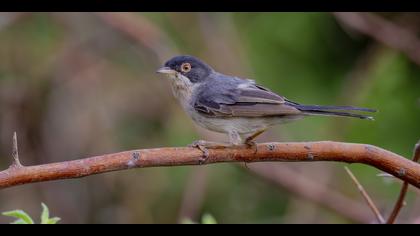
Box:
188 140 229 164
245 140 258 154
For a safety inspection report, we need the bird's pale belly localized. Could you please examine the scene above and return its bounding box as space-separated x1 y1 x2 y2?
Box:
187 108 300 135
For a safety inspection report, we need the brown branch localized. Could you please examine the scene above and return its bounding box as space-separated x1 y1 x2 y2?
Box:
333 12 420 66
1 141 420 190
344 166 385 223
387 141 420 224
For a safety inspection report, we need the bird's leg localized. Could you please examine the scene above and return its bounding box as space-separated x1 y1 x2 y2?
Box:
189 131 242 164
188 140 230 164
244 129 266 154
189 130 265 164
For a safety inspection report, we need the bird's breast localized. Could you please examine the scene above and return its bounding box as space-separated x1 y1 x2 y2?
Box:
170 75 195 108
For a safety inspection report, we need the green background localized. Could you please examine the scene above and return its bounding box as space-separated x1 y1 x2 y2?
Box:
0 12 419 223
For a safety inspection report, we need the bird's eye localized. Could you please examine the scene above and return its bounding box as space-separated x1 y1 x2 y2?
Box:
181 63 191 73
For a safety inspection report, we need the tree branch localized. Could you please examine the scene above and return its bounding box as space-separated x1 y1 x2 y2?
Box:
1 141 420 189
344 166 385 223
386 140 420 224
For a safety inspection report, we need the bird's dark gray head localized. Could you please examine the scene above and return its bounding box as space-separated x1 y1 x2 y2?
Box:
158 55 214 83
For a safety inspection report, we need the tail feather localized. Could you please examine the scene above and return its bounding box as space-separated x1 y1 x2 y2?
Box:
284 100 376 120
291 104 376 112
301 109 374 120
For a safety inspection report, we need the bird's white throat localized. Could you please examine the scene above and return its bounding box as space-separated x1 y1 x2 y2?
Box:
168 73 195 108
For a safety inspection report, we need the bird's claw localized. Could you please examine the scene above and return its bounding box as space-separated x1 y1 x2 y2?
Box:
189 140 210 164
188 140 205 148
245 140 258 154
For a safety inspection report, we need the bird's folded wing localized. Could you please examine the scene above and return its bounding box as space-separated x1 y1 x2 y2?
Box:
194 85 302 117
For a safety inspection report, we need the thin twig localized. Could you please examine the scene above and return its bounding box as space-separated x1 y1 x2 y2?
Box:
344 166 385 223
249 164 373 223
1 141 420 189
11 132 22 168
387 141 420 224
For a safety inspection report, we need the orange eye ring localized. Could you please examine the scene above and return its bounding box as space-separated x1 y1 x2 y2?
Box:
181 63 191 73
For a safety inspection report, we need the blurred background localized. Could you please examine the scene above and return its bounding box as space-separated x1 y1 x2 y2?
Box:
0 12 419 224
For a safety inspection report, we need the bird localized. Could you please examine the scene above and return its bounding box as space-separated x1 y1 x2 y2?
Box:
157 55 376 161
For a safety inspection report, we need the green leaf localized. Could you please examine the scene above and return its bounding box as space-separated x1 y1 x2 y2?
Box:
201 214 217 224
2 210 35 224
40 203 60 224
12 219 28 224
181 214 217 224
2 203 60 224
44 217 61 224
40 203 49 224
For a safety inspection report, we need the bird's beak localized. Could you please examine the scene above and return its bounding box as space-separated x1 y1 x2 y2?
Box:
156 67 176 75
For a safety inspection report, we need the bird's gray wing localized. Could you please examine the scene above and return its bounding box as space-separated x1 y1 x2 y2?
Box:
194 83 302 117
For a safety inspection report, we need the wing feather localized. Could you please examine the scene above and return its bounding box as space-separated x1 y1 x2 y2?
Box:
194 83 301 117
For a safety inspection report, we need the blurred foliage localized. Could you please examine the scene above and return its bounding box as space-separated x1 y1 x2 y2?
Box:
181 213 217 224
2 203 60 224
0 12 419 224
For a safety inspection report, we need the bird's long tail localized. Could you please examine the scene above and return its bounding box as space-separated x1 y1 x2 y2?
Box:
285 100 377 120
